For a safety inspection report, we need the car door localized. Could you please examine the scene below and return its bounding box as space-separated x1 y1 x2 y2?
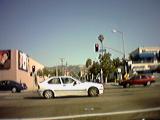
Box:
47 77 64 97
140 75 148 84
132 76 141 85
60 77 75 96
60 77 86 96
6 81 12 90
0 81 4 90
1 81 8 91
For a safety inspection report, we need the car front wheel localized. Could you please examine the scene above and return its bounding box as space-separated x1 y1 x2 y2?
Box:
126 83 130 88
123 83 130 88
88 87 99 97
11 87 17 93
43 90 54 99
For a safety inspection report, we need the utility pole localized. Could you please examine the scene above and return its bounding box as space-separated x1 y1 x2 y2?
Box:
56 66 58 76
60 58 64 76
65 61 68 76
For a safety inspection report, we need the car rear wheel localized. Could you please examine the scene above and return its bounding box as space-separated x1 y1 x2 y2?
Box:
123 83 130 88
144 81 151 87
43 90 54 99
88 87 99 97
11 87 17 93
147 81 151 86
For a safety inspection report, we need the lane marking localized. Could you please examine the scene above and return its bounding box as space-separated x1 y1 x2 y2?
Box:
25 107 160 120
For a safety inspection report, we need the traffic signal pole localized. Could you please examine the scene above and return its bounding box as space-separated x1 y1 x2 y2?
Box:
98 34 104 84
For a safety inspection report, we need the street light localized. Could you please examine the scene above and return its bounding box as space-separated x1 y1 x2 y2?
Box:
112 29 125 59
112 29 127 74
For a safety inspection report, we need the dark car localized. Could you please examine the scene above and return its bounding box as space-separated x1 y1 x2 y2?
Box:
0 80 27 93
119 75 156 88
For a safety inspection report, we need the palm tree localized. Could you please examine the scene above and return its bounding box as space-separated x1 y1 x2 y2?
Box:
85 58 92 81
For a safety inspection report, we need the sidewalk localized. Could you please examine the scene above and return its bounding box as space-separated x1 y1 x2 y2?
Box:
103 82 121 89
103 81 160 89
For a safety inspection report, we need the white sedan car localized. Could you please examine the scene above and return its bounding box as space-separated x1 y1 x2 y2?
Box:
38 76 104 99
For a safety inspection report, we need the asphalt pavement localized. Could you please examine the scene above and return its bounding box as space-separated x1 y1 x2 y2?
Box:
0 82 160 120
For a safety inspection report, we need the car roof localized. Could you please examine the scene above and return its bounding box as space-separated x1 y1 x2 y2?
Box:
48 76 79 81
0 80 18 83
0 80 16 82
50 76 73 78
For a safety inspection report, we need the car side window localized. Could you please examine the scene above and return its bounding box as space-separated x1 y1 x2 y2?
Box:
0 81 3 86
48 78 61 84
141 75 147 79
2 81 7 86
6 81 10 85
130 76 136 80
131 76 140 80
135 76 141 80
61 78 75 84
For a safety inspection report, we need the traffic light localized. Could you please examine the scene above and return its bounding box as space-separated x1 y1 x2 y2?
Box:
32 65 35 73
95 43 99 52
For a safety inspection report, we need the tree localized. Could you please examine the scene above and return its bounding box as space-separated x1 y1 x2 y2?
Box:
89 61 100 80
49 69 56 76
100 53 115 82
85 58 92 81
42 67 50 77
37 68 49 80
112 57 123 70
86 58 92 68
37 69 43 77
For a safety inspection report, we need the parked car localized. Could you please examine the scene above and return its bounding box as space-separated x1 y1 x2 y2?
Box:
119 75 156 88
38 76 104 99
0 80 27 93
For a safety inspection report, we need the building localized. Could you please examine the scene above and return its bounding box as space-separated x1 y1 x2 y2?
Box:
129 47 160 73
0 49 44 90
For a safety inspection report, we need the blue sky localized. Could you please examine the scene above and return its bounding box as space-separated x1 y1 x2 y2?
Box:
0 0 160 66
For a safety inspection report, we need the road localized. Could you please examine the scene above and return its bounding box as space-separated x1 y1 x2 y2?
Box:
0 83 160 120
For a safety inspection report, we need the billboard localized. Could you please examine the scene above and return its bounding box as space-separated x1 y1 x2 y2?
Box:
0 50 11 69
18 51 29 71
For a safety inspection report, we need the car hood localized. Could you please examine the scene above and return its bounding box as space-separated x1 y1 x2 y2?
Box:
81 82 103 88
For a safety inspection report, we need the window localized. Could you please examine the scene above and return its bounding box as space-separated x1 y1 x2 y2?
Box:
0 81 7 86
131 76 140 80
0 81 3 86
135 76 141 80
48 78 61 84
6 81 10 85
141 75 147 79
61 78 75 84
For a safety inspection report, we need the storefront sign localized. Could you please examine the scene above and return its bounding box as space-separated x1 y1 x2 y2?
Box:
18 51 29 71
0 50 11 69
